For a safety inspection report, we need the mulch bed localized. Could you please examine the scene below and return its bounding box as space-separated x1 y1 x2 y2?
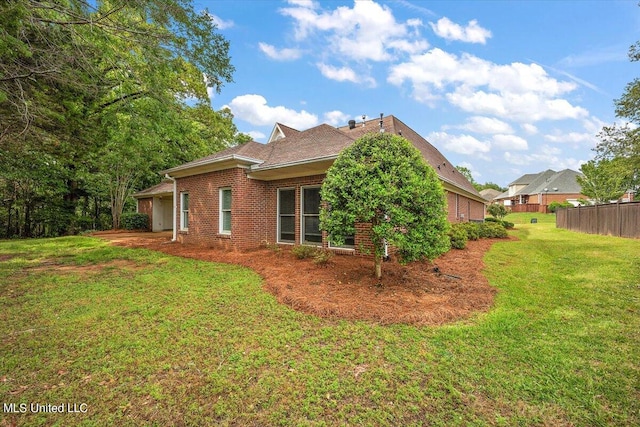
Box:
95 231 509 326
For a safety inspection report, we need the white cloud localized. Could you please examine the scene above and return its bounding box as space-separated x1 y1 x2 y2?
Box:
521 123 539 135
258 43 303 61
225 94 319 129
205 12 234 30
323 110 350 126
503 145 584 171
429 17 491 44
316 63 376 87
247 131 266 141
279 1 429 62
427 131 491 156
459 116 513 134
544 131 596 145
388 48 588 122
492 134 528 151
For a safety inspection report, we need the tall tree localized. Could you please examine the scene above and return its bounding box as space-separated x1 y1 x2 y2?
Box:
577 159 628 204
591 35 640 196
321 133 450 279
0 0 240 236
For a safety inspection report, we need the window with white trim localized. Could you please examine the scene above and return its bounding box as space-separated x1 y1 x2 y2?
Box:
180 193 189 230
302 187 322 245
278 188 295 243
219 188 231 234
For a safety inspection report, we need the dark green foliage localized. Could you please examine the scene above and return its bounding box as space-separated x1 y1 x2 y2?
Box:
0 1 245 236
502 220 515 229
120 213 149 230
459 222 480 240
478 222 508 239
548 201 574 213
320 132 450 277
448 224 469 249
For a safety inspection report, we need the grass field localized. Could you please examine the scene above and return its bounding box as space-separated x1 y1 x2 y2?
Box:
1 215 638 426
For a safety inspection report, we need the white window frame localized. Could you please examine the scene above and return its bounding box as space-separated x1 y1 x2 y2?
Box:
328 234 355 250
301 186 322 246
180 192 189 231
277 188 296 244
219 187 232 235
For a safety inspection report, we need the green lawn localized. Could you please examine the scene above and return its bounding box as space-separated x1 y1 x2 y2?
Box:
1 218 638 426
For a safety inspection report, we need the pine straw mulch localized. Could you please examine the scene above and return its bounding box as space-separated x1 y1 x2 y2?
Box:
93 231 511 326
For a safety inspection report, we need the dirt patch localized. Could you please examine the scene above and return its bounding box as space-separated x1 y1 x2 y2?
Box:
26 259 146 274
94 232 509 326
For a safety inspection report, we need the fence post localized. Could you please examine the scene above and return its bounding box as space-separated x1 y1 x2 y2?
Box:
617 201 621 237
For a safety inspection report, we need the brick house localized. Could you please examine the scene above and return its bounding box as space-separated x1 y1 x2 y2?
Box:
134 115 486 254
493 169 588 212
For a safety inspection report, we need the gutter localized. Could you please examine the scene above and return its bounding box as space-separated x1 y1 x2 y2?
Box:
164 174 177 242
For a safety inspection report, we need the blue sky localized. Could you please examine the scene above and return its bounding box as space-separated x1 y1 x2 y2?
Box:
196 0 638 187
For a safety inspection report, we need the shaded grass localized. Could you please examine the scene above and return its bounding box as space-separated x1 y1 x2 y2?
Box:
0 224 638 426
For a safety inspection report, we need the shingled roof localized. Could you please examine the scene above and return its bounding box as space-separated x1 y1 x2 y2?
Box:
162 115 482 200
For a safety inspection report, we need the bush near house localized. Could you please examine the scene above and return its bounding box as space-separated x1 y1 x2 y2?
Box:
120 212 149 230
449 221 508 249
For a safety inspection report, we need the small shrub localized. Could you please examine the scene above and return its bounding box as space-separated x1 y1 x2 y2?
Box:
313 249 334 266
487 203 509 220
120 212 149 230
478 222 508 238
548 201 573 213
501 220 514 229
449 224 468 249
460 222 480 240
484 217 499 223
291 245 318 259
261 240 281 253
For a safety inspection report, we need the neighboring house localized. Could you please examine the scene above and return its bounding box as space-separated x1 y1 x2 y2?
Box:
135 115 486 254
479 188 502 202
495 169 587 212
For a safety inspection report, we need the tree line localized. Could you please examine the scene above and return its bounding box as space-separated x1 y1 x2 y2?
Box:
578 40 640 203
0 0 248 238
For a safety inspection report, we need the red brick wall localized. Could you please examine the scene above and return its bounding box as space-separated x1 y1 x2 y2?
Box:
173 168 485 252
137 198 153 230
447 192 485 222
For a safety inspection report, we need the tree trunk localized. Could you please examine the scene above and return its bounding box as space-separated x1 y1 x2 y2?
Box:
375 255 382 279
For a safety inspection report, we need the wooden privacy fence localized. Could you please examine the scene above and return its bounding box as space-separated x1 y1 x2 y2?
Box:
556 201 640 239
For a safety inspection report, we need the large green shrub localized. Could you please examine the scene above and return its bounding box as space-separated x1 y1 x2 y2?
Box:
321 132 450 278
120 213 149 230
449 224 469 249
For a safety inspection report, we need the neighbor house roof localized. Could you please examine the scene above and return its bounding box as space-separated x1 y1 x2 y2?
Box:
526 169 583 194
480 188 502 201
161 115 483 201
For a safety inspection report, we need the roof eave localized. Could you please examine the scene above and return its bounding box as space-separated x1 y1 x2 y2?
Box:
162 154 264 177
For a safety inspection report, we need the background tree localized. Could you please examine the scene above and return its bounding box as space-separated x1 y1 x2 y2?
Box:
577 159 628 204
590 34 640 197
486 203 508 221
321 133 450 279
0 0 244 237
456 166 506 192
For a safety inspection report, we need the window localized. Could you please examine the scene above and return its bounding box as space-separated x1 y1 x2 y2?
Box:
329 234 355 249
219 188 231 234
278 188 295 243
302 187 322 245
180 193 189 230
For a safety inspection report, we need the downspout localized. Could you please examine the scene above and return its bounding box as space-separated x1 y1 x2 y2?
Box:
164 174 177 242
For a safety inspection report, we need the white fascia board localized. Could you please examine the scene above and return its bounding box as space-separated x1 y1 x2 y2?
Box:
162 154 264 176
